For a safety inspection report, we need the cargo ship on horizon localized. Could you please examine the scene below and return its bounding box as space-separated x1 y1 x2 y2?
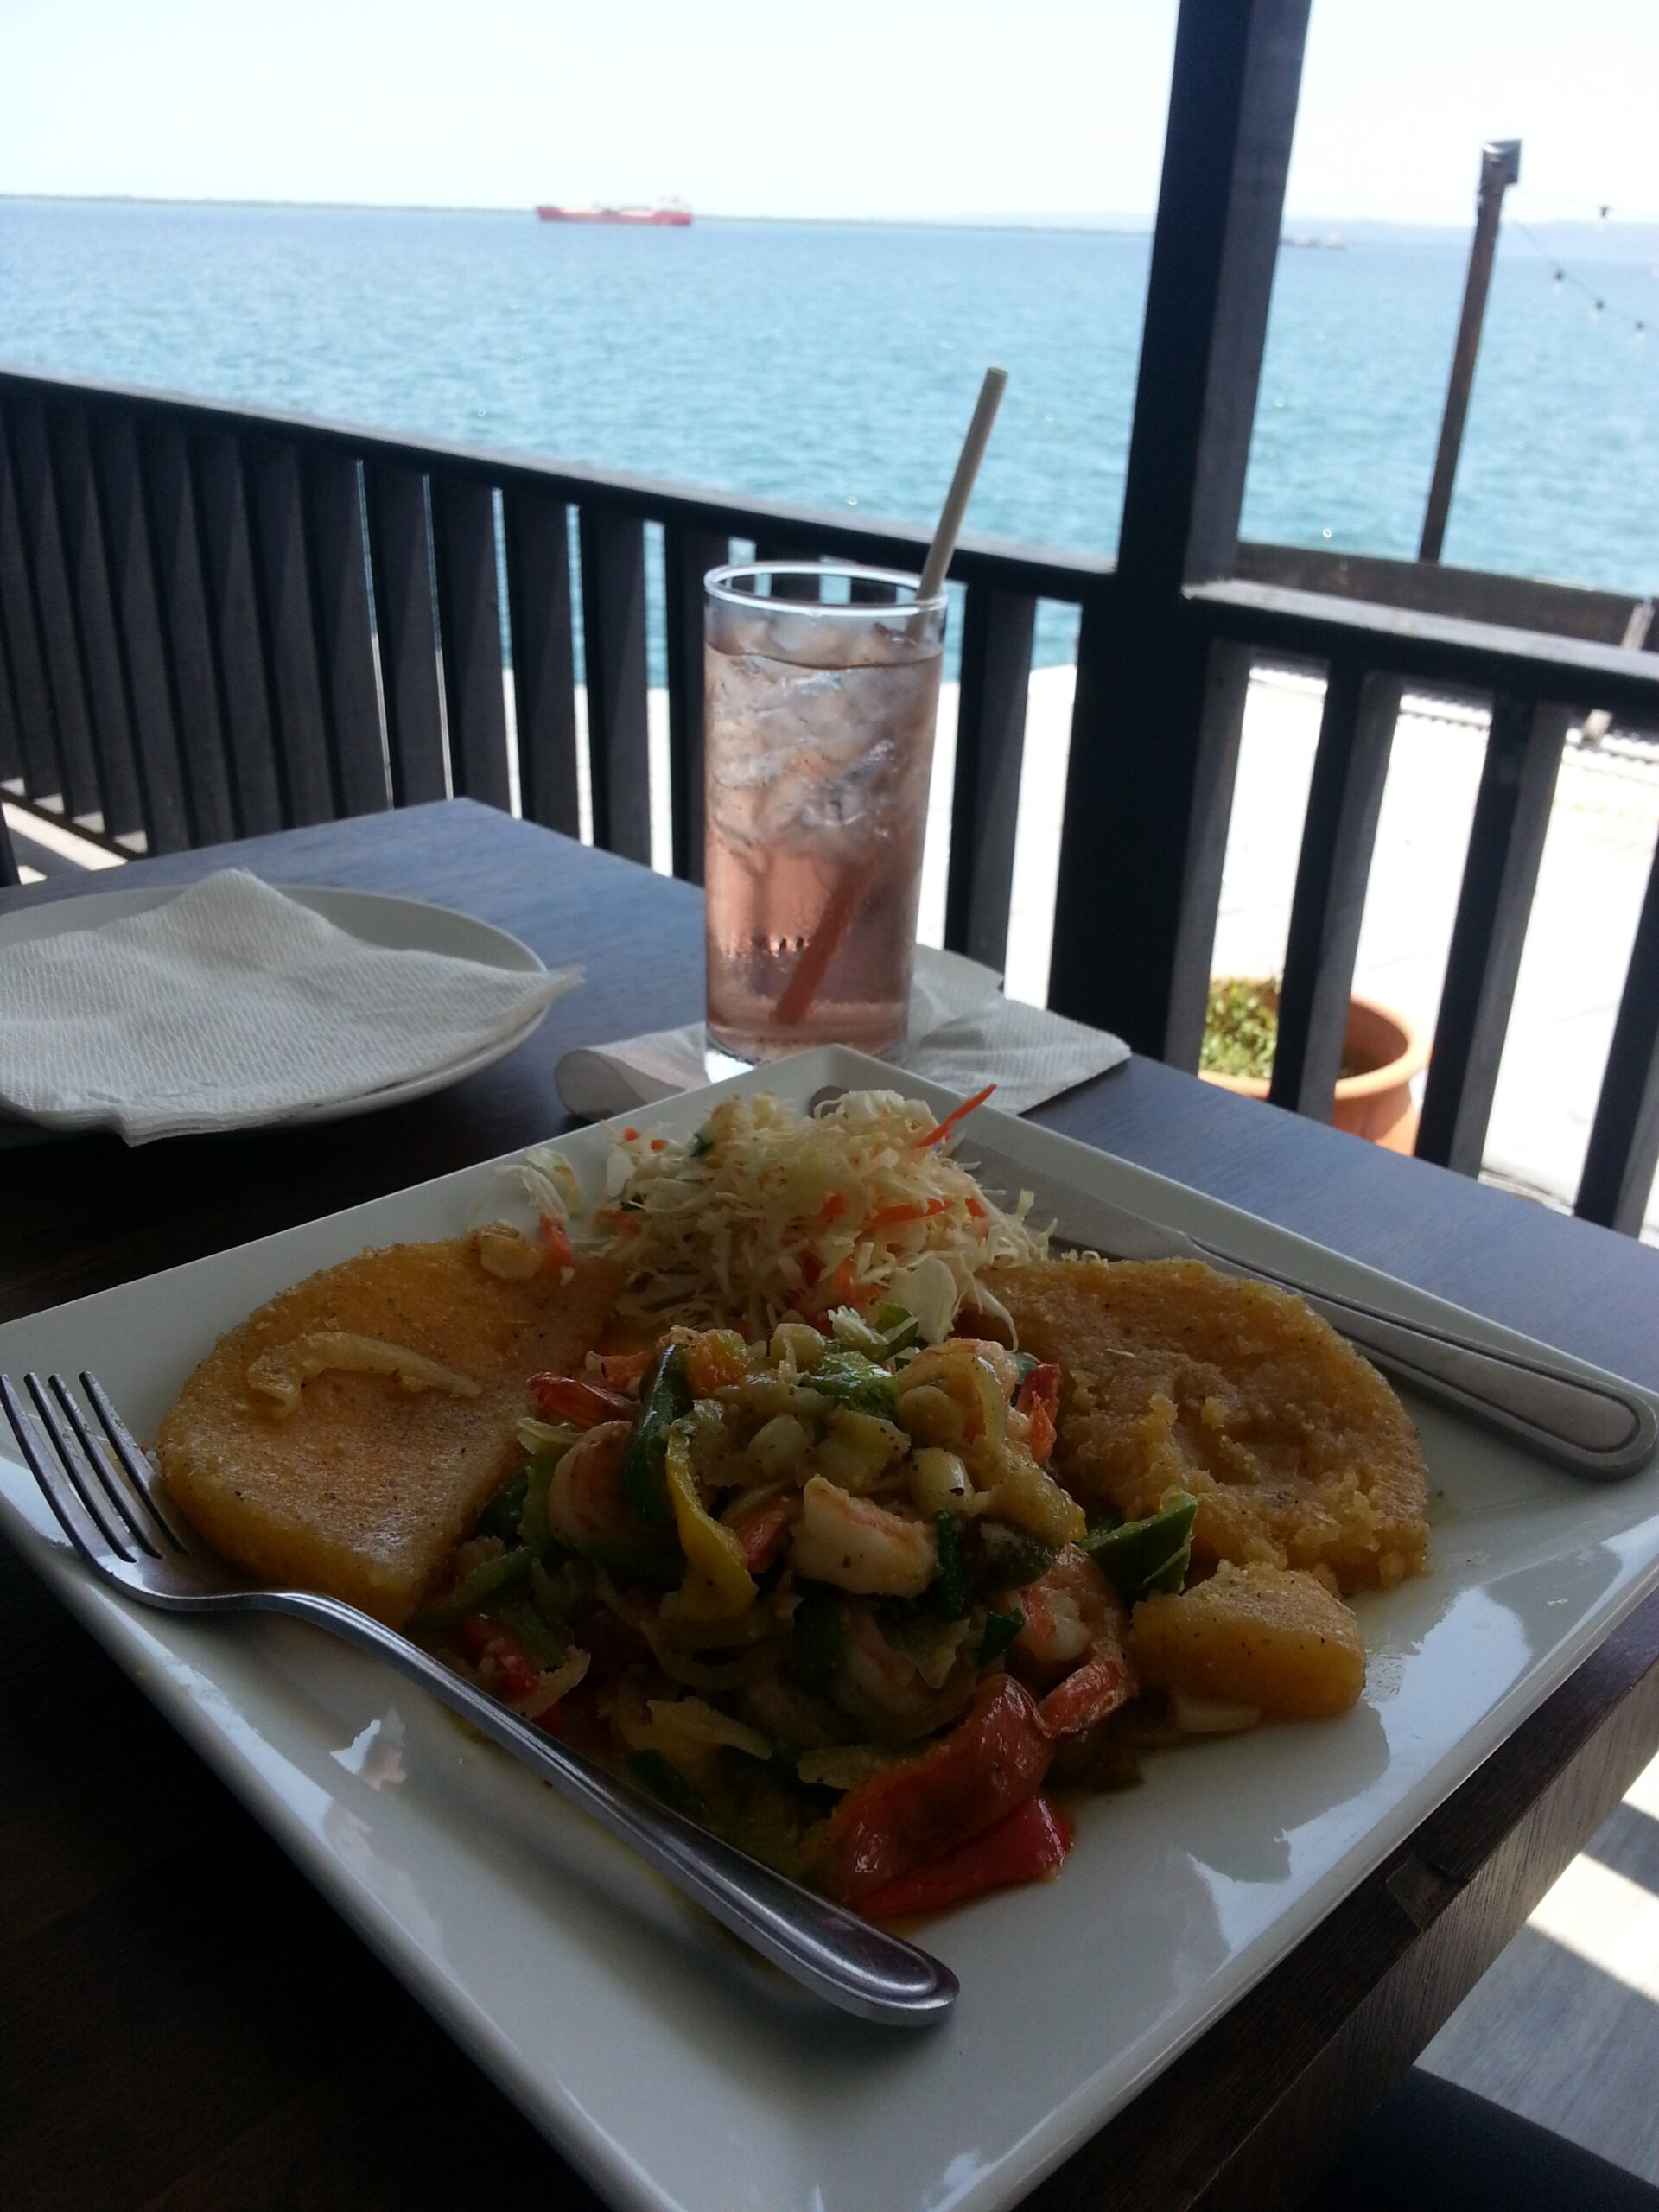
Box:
535 202 691 226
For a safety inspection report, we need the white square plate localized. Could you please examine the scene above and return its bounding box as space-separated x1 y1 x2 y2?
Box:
4 1046 1658 2212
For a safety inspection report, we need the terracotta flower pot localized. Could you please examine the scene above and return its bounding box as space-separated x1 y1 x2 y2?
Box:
1201 988 1430 1154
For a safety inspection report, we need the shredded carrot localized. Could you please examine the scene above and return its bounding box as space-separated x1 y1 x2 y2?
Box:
651 1137 668 1152
540 1213 575 1268
821 1191 849 1220
915 1084 996 1147
827 1255 860 1306
623 1127 640 1142
868 1198 950 1228
966 1196 987 1220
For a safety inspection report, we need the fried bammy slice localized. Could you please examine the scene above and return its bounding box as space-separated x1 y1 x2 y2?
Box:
984 1258 1429 1594
157 1231 620 1624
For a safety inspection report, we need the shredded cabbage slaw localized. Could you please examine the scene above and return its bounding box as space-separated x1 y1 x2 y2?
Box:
524 1088 1045 1342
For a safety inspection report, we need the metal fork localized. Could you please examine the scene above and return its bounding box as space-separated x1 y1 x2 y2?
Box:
0 1370 957 2028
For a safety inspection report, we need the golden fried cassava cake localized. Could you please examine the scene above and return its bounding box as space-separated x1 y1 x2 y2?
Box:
984 1258 1429 1593
157 1230 620 1624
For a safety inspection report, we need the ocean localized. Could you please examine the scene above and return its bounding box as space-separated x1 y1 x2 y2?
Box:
3 199 1656 669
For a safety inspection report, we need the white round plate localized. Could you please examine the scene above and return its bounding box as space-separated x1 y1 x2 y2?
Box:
0 881 552 1135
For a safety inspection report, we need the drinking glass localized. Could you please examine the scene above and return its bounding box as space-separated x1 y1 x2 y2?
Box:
702 563 947 1063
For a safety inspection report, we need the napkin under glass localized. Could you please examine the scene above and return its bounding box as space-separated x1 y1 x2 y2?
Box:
556 943 1128 1120
0 870 581 1143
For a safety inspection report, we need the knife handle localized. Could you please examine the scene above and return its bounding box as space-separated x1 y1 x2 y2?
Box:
1203 1249 1657 1481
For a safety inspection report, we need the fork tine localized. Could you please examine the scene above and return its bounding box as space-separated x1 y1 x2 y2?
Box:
1 1373 127 1566
24 1373 140 1560
80 1371 187 1550
48 1375 162 1557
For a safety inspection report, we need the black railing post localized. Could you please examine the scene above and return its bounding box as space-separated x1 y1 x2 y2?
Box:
1048 0 1312 1054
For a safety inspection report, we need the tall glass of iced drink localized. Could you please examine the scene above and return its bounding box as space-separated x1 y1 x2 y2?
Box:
703 563 946 1062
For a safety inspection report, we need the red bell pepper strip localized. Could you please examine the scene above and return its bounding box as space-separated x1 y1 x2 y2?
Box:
914 1083 996 1148
531 1373 633 1427
454 1617 541 1703
1016 1362 1061 1465
823 1675 1052 1907
733 1495 795 1573
860 1795 1073 1920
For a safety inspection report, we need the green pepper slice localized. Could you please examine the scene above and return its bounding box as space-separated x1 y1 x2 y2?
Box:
626 1749 710 1823
622 1344 692 1528
414 1543 535 1630
801 1347 899 1419
976 1607 1026 1665
935 1512 969 1620
1082 1488 1198 1600
473 1467 528 1545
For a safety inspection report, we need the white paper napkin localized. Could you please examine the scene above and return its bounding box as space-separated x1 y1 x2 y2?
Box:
0 870 582 1142
556 944 1128 1119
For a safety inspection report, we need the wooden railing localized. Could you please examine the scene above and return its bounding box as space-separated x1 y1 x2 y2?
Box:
1 362 1657 1234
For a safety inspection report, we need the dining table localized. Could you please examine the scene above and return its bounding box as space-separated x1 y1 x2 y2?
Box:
3 794 1657 2212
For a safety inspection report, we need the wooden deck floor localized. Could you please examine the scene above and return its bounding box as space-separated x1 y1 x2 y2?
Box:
1419 1750 1659 2184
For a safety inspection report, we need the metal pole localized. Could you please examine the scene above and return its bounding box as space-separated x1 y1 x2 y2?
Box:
1419 138 1521 562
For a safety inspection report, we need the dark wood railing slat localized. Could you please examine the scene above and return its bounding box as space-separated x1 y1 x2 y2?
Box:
245 437 336 825
42 405 145 842
0 584 22 789
501 487 579 836
141 419 238 845
429 474 511 810
1269 662 1402 1117
0 798 17 888
578 505 652 862
305 450 388 817
5 397 103 823
192 429 284 838
0 408 62 808
1163 639 1255 1069
362 462 447 807
944 585 1036 970
1415 694 1571 1174
91 412 190 853
664 523 727 882
1577 841 1659 1234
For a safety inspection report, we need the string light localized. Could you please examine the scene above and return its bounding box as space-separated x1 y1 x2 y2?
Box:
1509 216 1654 339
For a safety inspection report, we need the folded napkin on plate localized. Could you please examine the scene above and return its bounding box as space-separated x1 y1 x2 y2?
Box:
0 870 581 1143
556 944 1127 1120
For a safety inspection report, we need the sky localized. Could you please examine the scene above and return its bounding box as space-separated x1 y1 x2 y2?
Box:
2 0 1656 229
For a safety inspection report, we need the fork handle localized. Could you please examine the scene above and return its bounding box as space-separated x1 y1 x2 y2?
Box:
248 1588 957 2026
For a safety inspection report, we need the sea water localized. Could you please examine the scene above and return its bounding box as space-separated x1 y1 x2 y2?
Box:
3 199 1656 667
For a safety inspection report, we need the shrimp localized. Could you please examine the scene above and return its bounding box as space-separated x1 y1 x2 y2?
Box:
543 1421 634 1555
999 1544 1137 1738
789 1476 937 1598
830 1602 979 1744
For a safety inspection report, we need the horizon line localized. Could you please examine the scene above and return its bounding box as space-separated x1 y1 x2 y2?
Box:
3 191 1654 237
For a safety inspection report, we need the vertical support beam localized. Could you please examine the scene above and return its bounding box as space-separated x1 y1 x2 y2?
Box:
306 449 388 817
944 584 1036 971
1577 842 1659 1236
194 429 284 837
1415 694 1570 1173
502 486 580 835
0 801 16 889
578 505 652 863
6 396 103 823
92 411 191 854
664 523 727 883
1048 0 1312 1050
430 474 511 810
143 418 238 845
362 462 447 807
0 404 62 807
1268 664 1402 1119
1163 639 1255 1070
1420 141 1522 563
245 437 334 826
44 404 146 841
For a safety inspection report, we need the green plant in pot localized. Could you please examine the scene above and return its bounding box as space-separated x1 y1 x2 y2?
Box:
1200 976 1430 1153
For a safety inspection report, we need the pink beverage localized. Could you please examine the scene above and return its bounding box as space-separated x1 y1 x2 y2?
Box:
703 565 947 1061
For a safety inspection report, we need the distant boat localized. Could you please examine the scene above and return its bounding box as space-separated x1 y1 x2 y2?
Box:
536 203 691 227
1281 232 1346 250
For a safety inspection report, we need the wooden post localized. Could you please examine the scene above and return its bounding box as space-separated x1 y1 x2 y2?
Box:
1047 0 1313 1053
1419 140 1522 563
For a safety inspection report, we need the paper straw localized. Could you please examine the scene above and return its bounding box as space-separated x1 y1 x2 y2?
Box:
918 366 1008 601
